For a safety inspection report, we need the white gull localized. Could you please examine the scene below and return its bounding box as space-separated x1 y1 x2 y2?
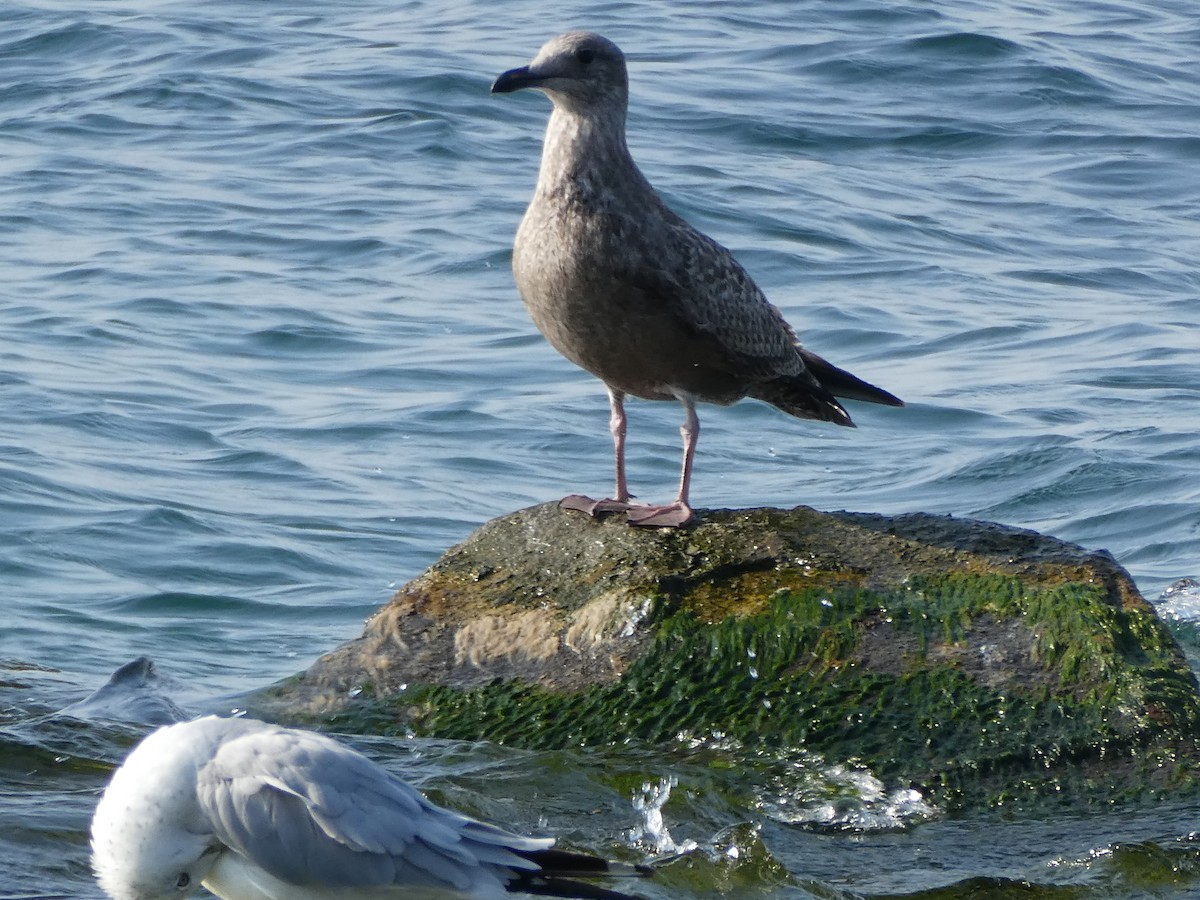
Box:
91 716 650 900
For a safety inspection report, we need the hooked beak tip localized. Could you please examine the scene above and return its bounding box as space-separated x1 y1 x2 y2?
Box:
491 65 537 94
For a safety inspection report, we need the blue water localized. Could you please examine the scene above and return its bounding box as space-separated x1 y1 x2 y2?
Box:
2 0 1199 897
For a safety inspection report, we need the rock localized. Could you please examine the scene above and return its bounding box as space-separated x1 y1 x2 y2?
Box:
258 503 1200 807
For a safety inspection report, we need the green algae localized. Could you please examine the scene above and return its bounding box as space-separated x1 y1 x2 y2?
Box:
327 574 1200 808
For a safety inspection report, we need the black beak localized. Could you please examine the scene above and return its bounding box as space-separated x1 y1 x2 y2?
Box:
491 65 540 94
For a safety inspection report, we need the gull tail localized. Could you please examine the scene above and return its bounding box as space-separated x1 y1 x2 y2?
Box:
510 848 654 900
798 348 904 408
749 375 856 427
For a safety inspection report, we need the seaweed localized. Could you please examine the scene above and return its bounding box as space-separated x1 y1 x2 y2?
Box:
326 574 1200 808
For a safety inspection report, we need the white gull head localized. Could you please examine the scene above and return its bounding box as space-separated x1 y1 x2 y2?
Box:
91 718 238 899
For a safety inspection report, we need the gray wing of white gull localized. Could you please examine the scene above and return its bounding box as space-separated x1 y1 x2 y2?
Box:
196 724 550 894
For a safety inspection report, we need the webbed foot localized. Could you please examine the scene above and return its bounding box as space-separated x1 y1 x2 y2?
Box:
625 501 695 528
559 495 632 516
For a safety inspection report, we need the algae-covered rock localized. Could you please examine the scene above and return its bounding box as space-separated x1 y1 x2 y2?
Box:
261 503 1200 807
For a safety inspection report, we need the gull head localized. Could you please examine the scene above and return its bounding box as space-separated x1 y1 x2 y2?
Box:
492 31 627 113
91 722 222 900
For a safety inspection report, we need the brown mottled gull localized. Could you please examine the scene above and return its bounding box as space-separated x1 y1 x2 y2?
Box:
492 32 903 528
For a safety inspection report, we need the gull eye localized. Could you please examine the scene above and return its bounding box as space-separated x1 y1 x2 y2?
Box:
575 47 595 65
176 873 191 889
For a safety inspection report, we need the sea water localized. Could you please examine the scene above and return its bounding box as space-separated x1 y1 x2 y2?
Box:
2 0 1198 896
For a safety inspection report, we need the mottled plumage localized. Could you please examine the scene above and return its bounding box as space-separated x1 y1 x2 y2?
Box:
91 716 650 900
493 32 902 527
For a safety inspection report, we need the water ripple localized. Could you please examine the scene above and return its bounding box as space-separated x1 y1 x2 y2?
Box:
1 1 1199 894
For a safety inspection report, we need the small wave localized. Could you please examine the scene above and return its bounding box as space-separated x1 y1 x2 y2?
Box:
904 32 1022 59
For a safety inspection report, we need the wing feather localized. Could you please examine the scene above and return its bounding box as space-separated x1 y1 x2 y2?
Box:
607 207 809 383
196 724 547 893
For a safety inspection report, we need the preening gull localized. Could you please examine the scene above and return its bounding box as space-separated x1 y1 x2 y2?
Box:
492 32 903 527
91 716 651 900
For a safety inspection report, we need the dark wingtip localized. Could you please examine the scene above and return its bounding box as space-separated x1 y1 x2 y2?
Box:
510 879 650 900
519 847 653 879
510 847 654 899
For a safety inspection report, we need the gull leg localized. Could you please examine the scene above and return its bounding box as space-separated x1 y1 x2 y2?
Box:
626 397 697 527
561 387 634 516
610 387 631 502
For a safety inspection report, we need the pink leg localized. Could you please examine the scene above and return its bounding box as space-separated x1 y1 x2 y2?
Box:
609 388 631 503
626 397 697 527
560 388 634 516
675 398 698 507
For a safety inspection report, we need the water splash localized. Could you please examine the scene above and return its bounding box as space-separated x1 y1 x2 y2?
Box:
673 731 937 832
1158 578 1200 622
627 776 698 854
755 755 938 831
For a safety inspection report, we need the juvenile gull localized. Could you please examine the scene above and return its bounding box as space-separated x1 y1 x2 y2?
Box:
91 716 651 900
492 32 903 527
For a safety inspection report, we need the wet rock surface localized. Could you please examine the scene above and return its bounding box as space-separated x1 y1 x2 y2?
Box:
257 503 1200 807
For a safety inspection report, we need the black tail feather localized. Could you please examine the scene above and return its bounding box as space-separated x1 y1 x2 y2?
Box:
798 347 904 407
